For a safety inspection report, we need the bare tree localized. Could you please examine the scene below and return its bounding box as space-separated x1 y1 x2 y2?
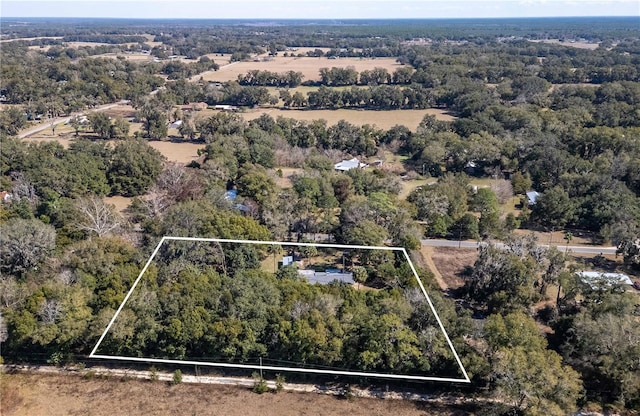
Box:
38 299 63 324
145 185 172 217
491 179 514 204
74 196 122 238
10 172 38 204
0 276 28 309
0 219 56 276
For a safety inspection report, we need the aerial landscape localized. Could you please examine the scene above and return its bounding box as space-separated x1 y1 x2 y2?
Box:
0 0 639 415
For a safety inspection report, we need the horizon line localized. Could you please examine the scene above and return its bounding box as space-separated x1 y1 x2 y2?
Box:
2 15 638 20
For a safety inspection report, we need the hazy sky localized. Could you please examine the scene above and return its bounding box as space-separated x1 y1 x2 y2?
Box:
2 0 639 19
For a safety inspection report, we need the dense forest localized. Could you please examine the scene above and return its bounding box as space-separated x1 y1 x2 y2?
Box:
1 17 639 415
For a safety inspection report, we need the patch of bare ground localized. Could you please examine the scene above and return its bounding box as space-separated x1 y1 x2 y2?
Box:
0 372 467 416
146 141 205 164
528 39 600 50
416 246 449 291
103 196 133 214
430 247 479 290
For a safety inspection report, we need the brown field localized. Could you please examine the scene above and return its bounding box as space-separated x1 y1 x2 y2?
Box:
198 56 405 83
0 36 63 43
272 167 303 189
0 373 465 416
103 196 134 214
399 179 435 200
147 141 205 163
529 39 600 50
22 133 204 165
239 108 455 131
92 52 155 62
430 247 478 290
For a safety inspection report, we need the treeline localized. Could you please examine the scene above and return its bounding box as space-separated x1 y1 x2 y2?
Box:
238 70 304 88
400 40 639 85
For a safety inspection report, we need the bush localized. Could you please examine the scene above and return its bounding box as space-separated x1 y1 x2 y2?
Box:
275 374 285 393
82 370 97 379
149 366 159 382
172 369 182 385
252 372 269 394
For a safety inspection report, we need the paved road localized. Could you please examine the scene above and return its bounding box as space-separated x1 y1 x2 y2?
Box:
18 100 130 139
421 239 617 255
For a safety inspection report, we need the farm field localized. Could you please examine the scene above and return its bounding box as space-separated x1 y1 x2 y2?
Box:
198 55 406 83
240 108 455 131
0 373 458 416
528 39 600 50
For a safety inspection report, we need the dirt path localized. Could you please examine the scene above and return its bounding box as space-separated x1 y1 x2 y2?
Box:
418 246 449 290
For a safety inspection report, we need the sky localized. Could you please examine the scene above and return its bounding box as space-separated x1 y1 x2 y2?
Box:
1 0 639 19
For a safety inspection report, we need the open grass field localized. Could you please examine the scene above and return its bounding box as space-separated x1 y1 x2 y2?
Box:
239 108 455 131
430 247 478 290
22 131 204 164
0 36 63 43
529 39 600 50
198 55 406 83
147 141 205 163
398 178 435 200
0 373 463 416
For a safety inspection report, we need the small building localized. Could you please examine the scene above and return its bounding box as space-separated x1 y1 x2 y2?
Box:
577 271 633 290
214 104 238 112
298 269 354 285
526 191 540 205
281 256 294 266
334 158 366 172
169 120 183 129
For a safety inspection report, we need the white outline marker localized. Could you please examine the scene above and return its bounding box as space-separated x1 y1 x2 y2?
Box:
90 237 471 383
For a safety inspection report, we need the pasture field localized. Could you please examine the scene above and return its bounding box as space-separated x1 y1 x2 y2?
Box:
198 55 406 83
528 39 600 50
0 36 63 43
239 108 455 131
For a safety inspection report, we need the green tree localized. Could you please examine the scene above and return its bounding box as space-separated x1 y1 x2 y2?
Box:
473 188 500 238
532 186 574 230
108 139 165 196
452 213 479 240
485 313 582 416
89 112 113 139
466 244 540 313
561 312 640 407
511 171 533 195
0 106 27 136
138 102 168 140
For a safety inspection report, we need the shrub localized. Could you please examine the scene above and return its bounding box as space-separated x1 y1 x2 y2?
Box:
172 369 182 385
275 373 285 393
149 366 159 382
252 372 269 394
